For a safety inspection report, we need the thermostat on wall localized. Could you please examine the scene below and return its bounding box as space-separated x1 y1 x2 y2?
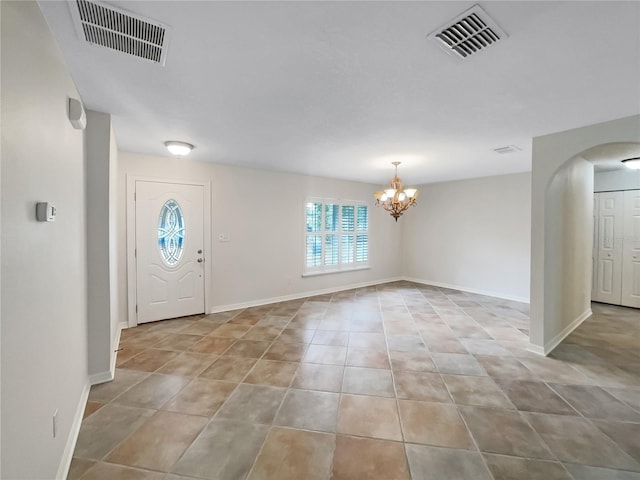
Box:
36 202 56 222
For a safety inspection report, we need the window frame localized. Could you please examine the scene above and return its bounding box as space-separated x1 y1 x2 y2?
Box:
303 197 370 276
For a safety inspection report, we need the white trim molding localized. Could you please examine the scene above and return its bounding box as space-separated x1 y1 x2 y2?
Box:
89 321 126 385
542 308 592 356
403 277 530 304
210 276 404 313
89 370 113 386
209 276 530 314
526 343 546 356
55 381 90 480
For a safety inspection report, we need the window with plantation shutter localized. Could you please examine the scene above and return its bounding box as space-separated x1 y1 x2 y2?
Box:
304 199 369 275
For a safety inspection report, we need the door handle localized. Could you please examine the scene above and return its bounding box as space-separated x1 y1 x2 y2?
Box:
197 258 204 263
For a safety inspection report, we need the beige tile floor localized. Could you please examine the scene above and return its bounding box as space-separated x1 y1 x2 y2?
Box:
69 282 640 480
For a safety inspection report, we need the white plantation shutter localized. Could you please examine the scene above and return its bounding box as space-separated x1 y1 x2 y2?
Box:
341 234 354 263
356 205 368 263
325 204 339 231
325 234 339 265
304 199 369 274
305 202 323 267
341 205 355 231
356 234 368 262
357 205 368 231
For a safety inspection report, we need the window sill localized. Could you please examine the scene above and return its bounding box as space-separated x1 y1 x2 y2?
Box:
302 266 371 278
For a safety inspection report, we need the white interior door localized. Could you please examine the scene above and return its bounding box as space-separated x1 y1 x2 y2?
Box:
593 191 623 304
621 189 640 308
135 181 205 323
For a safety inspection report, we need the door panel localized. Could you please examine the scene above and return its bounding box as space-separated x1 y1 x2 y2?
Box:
136 181 205 323
593 191 623 304
622 190 640 308
150 275 168 304
178 271 196 299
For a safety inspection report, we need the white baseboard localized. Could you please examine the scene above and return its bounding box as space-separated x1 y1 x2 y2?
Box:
56 381 90 480
112 322 127 372
403 277 530 304
88 370 113 385
209 276 404 313
542 308 592 355
89 322 126 386
527 343 546 356
209 276 529 314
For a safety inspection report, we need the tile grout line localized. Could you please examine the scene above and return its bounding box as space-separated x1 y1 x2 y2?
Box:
74 283 640 479
386 287 417 478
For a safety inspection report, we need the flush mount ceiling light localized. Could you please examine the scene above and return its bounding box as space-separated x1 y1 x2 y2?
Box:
373 162 419 222
622 157 640 169
165 141 194 157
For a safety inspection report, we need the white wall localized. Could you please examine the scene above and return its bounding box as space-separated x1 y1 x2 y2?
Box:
118 152 403 322
1 2 89 478
0 2 3 471
85 110 119 381
530 114 640 353
543 156 594 352
594 168 640 192
402 173 531 302
109 124 120 356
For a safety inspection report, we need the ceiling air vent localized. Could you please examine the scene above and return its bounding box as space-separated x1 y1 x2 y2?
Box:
69 0 171 65
427 4 507 59
494 145 522 154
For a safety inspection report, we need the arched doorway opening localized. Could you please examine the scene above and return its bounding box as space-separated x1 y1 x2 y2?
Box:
529 115 640 355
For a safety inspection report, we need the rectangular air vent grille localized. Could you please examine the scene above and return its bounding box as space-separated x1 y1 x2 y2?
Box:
428 5 507 59
70 0 170 65
494 145 522 154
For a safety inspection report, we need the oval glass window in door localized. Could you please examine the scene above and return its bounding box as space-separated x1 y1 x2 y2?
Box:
157 199 185 266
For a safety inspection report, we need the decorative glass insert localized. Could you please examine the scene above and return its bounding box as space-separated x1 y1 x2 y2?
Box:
157 199 185 266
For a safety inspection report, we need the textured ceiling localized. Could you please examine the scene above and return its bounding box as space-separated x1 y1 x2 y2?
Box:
39 1 640 185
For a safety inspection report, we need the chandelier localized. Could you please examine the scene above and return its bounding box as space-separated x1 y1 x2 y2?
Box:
373 162 419 221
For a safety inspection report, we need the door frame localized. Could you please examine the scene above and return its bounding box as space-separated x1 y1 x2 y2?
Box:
126 174 212 327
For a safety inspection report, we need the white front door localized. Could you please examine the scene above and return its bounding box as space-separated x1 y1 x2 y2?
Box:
622 189 640 308
593 191 623 304
135 181 205 323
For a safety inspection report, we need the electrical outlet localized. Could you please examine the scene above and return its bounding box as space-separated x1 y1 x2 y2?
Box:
52 410 58 438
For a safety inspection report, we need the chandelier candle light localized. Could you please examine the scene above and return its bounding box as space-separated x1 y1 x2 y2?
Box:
374 161 419 221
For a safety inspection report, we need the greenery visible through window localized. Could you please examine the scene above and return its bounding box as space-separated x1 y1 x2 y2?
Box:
305 199 369 274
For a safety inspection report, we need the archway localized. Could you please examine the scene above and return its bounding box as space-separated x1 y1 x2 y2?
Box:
529 115 640 355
